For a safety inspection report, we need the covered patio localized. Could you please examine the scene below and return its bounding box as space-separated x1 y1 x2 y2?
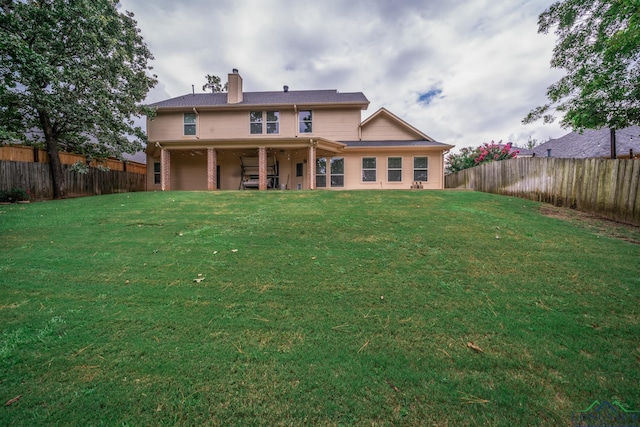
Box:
148 138 343 191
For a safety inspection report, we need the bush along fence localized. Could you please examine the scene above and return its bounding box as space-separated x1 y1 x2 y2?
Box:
445 157 640 226
0 160 146 200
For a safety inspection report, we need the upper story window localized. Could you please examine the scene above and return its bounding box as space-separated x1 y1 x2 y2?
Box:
299 110 312 133
184 113 196 135
250 111 263 134
388 157 402 182
266 111 279 134
250 111 279 134
362 157 376 182
414 157 428 181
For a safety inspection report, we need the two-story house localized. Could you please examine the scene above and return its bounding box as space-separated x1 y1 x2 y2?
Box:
145 69 453 191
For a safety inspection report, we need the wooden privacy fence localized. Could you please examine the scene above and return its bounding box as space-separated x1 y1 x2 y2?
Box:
445 158 640 226
0 144 146 174
0 161 146 200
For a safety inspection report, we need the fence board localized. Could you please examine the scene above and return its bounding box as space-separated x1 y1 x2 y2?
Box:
446 158 640 226
0 144 145 171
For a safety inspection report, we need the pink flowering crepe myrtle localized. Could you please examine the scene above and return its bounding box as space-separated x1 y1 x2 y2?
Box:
474 141 519 164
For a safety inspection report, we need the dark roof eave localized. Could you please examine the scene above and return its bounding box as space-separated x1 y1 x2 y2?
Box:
341 140 454 149
146 101 369 113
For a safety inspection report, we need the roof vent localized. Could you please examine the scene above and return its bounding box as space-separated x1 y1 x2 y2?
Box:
283 85 289 92
232 68 239 74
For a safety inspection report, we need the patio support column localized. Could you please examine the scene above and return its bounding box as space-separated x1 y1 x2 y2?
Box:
258 146 267 190
207 148 217 190
160 148 171 191
308 142 316 190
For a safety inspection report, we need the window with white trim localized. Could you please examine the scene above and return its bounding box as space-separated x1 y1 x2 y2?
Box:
299 110 312 133
316 157 327 187
266 111 279 134
330 158 344 187
153 162 161 184
413 157 428 181
184 113 196 135
362 157 376 182
250 111 263 134
388 157 402 182
250 111 279 134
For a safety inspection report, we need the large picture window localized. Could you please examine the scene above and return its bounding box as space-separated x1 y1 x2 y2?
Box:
414 157 428 181
316 157 327 187
330 158 344 187
362 157 376 182
299 110 312 133
184 113 196 135
388 157 402 182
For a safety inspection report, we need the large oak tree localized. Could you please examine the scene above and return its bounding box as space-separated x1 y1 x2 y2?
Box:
524 0 640 155
0 0 157 198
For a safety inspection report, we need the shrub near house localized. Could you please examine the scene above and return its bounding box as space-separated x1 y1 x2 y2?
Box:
446 141 518 173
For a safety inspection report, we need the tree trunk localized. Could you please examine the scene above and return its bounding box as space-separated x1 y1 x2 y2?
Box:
39 110 65 199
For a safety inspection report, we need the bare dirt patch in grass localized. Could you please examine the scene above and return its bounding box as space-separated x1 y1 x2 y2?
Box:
539 204 640 245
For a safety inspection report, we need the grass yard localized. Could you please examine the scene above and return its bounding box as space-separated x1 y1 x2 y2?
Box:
1 190 639 426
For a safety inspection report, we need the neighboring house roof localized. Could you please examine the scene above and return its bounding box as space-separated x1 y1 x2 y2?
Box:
515 147 534 157
122 151 147 164
530 126 640 158
148 90 369 109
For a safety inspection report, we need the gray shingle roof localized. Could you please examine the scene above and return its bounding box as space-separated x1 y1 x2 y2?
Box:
341 140 451 148
122 151 147 164
531 126 640 158
148 90 369 109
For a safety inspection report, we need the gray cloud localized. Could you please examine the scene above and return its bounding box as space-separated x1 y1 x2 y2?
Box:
121 0 566 148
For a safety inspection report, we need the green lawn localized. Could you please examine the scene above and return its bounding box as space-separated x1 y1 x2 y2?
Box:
1 190 639 426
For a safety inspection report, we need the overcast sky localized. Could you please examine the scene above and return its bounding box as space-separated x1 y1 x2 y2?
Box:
119 0 568 150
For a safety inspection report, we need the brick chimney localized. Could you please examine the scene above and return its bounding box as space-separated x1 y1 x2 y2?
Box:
227 68 243 104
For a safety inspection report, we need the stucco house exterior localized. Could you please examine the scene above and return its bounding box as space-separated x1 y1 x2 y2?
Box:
145 69 453 191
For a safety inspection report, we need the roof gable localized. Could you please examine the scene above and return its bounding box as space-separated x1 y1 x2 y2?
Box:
360 108 434 141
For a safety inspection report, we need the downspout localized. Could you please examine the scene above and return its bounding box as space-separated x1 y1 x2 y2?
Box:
193 107 200 139
155 141 164 155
